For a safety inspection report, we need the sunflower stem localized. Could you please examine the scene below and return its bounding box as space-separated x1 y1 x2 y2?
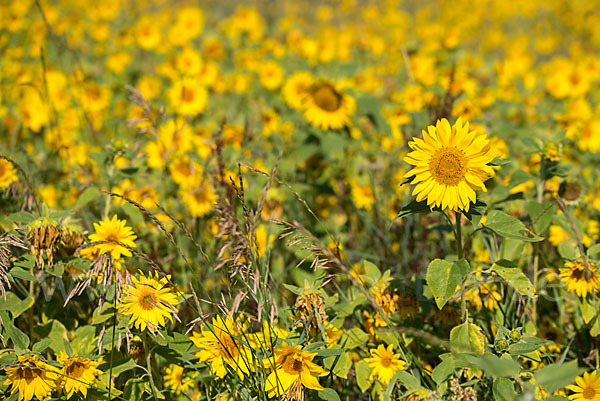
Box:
143 333 160 401
455 213 463 259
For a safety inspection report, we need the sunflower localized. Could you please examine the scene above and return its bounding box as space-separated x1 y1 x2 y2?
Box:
191 315 254 379
0 158 18 189
282 71 313 110
181 182 218 217
403 118 496 211
3 354 59 401
263 344 327 400
168 78 208 116
302 81 355 131
559 260 600 297
163 364 195 394
567 370 600 400
88 215 137 259
57 354 102 399
366 344 407 384
120 271 180 332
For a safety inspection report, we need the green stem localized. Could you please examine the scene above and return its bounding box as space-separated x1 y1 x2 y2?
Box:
455 213 463 258
144 333 160 401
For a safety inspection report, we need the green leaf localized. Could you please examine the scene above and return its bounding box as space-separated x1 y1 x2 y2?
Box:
580 298 596 324
450 322 486 355
332 351 352 379
558 241 578 260
588 243 600 259
471 354 520 378
395 370 420 389
534 360 584 393
0 293 34 318
9 266 35 281
318 388 341 401
384 375 397 401
32 338 53 353
492 261 536 297
122 377 146 401
427 259 470 309
483 210 543 242
98 357 138 377
527 201 557 234
508 341 545 355
341 328 369 349
493 378 516 401
74 187 101 209
355 360 371 392
432 357 455 385
7 324 30 351
363 260 381 283
392 199 434 222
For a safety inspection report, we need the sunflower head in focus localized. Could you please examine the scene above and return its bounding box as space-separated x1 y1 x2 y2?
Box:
88 214 137 259
559 259 599 298
365 344 407 384
120 271 180 332
567 370 600 401
403 118 496 211
303 80 355 131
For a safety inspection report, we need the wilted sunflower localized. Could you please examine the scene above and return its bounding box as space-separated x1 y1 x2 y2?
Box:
120 271 180 332
559 260 599 297
3 354 59 401
303 81 355 130
404 118 496 211
57 354 102 399
88 215 137 259
263 344 327 400
366 344 407 384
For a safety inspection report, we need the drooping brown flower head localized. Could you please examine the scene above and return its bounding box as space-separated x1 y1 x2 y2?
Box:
294 289 327 331
27 217 61 269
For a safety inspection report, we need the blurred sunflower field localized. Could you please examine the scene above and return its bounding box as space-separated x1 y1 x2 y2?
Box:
3 0 600 400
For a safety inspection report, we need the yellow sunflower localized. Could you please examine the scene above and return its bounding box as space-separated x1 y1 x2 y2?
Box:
120 271 180 332
88 214 137 259
567 370 600 401
181 182 218 217
57 354 102 399
302 81 355 131
403 118 497 211
365 344 407 384
282 71 313 110
191 315 254 379
163 364 195 394
559 260 600 297
263 344 327 400
168 78 208 116
0 158 18 189
3 354 59 401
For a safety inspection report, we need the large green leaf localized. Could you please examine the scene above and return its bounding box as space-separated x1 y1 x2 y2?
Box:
427 259 470 309
450 322 486 355
483 210 543 242
492 260 536 297
534 360 584 393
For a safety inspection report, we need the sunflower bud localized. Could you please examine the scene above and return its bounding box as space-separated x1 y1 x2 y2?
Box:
542 141 562 162
294 289 327 331
129 337 145 364
27 218 61 269
495 338 509 352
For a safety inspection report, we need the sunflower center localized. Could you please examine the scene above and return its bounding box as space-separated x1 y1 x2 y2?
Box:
571 268 585 281
429 147 467 186
219 334 240 359
140 291 158 310
311 84 342 112
181 87 195 103
380 356 393 368
583 386 596 399
282 354 303 375
66 361 86 378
